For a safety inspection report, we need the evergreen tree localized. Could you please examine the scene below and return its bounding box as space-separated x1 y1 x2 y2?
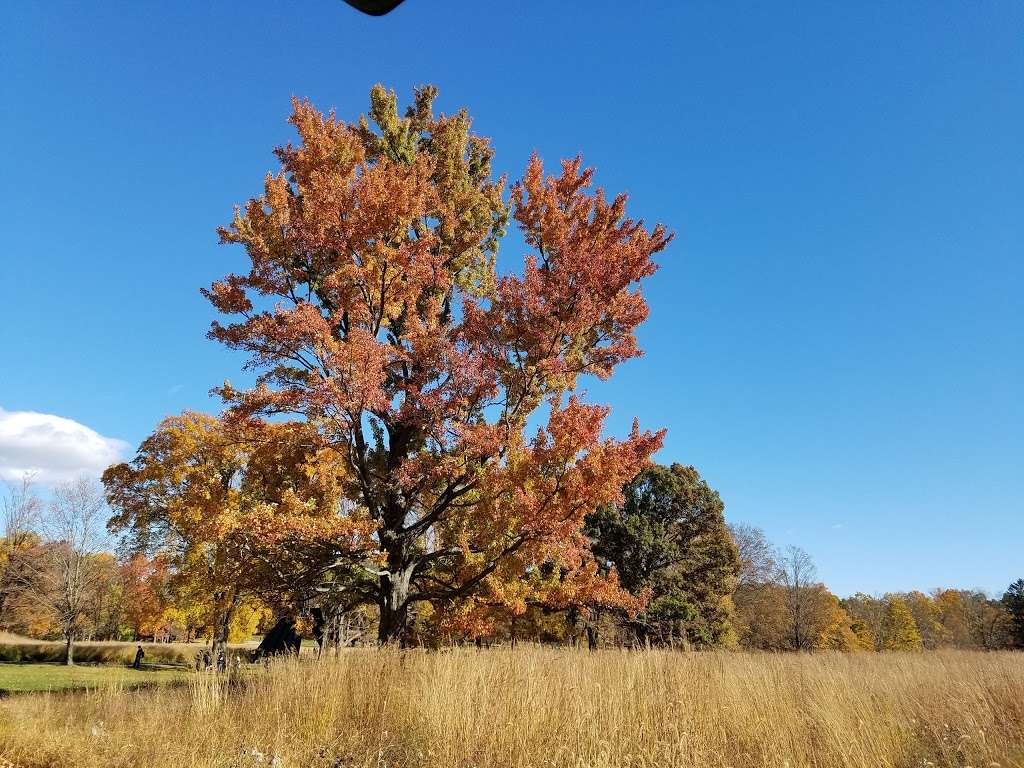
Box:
1003 579 1024 648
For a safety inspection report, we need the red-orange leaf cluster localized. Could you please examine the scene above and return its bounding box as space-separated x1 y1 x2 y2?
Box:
202 85 671 642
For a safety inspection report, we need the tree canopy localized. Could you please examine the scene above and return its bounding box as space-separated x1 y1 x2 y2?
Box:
199 85 670 643
586 463 738 647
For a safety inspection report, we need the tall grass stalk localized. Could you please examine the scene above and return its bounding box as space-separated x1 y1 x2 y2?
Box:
1 648 1021 767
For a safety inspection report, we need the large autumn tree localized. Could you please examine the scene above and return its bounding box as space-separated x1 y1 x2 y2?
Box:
205 85 670 643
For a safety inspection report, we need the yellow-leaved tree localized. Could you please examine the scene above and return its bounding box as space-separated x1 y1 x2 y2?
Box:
881 596 923 651
103 412 368 654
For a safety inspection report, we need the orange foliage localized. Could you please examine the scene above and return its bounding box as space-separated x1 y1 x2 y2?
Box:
200 85 670 642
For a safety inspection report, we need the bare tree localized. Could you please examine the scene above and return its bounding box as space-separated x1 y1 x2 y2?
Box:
0 473 42 624
778 545 826 651
16 477 108 664
729 524 788 649
729 523 779 587
2 472 42 547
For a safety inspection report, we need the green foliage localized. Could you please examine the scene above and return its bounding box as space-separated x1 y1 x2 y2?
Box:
586 463 738 647
1002 579 1024 647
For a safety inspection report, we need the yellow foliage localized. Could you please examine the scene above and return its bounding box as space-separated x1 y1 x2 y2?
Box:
228 599 273 644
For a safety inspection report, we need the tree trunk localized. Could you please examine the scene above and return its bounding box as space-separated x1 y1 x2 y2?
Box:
377 564 414 646
64 632 75 666
586 625 599 651
632 623 650 650
210 592 239 663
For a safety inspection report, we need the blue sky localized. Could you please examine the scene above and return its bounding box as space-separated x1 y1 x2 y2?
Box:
1 1 1021 597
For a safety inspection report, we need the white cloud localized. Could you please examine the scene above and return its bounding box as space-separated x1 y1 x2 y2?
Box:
0 407 129 485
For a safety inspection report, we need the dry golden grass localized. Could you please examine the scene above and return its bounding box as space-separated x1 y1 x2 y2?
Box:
0 632 41 644
0 648 1021 768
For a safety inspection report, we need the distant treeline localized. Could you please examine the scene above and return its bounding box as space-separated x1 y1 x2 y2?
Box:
728 528 1021 652
3 468 1021 654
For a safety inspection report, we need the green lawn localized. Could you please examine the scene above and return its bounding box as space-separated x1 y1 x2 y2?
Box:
0 663 189 694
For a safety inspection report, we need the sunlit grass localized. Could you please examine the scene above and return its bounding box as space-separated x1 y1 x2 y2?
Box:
0 663 188 694
0 648 1021 767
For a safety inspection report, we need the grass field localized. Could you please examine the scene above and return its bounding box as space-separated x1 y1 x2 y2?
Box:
0 635 257 667
0 648 1021 768
0 663 188 694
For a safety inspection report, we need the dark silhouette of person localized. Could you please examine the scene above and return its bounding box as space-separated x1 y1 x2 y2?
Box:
216 649 226 673
133 645 145 670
